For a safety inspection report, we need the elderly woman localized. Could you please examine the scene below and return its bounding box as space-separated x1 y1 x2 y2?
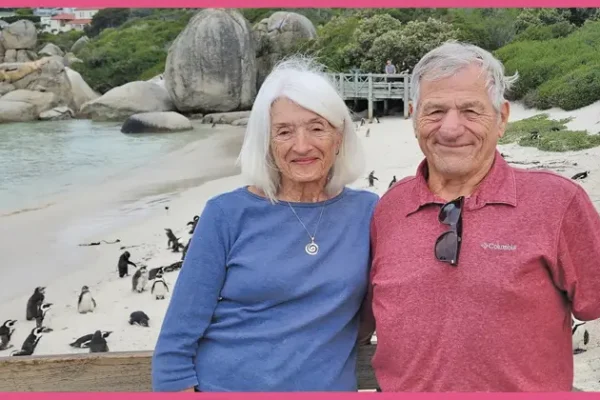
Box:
151 57 379 392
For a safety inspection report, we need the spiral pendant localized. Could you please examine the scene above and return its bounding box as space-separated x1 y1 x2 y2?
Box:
305 241 319 255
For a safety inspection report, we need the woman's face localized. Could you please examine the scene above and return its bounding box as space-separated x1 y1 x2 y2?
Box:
269 97 342 186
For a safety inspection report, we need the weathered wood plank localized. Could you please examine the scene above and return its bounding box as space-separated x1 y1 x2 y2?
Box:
0 344 377 392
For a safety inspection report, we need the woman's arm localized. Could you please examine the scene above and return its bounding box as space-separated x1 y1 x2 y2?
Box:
151 199 230 392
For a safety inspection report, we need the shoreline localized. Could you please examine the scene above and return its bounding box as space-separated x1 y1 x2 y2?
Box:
1 101 600 390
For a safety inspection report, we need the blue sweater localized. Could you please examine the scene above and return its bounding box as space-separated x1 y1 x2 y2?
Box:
151 186 379 392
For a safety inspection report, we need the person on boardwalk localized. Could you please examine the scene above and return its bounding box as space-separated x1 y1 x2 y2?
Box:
364 41 600 392
151 57 379 392
384 60 396 75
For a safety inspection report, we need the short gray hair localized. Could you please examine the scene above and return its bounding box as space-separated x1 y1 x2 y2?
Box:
411 41 519 117
237 56 365 203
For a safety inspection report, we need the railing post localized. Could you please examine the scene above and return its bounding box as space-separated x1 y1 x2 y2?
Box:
368 74 373 122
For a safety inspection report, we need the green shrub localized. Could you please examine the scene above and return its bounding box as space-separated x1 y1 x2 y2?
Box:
501 114 600 152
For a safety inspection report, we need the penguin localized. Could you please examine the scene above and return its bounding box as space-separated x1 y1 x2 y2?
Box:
151 270 169 300
11 326 44 356
26 286 45 321
366 128 370 137
0 319 17 350
187 215 199 234
572 171 589 180
129 311 150 327
132 266 148 293
36 302 54 332
89 330 109 353
77 285 97 314
368 171 379 187
573 318 590 354
69 331 112 348
388 175 397 189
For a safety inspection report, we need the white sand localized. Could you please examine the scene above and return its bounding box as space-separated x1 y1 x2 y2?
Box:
2 101 600 390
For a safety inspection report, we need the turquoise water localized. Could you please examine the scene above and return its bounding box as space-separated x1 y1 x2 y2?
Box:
0 119 211 214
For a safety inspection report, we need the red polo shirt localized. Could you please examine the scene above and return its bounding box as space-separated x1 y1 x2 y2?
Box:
370 151 600 392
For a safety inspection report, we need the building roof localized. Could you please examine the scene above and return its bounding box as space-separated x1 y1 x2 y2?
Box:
69 19 93 25
51 13 75 20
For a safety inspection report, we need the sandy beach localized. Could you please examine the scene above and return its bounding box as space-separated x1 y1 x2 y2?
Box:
2 101 600 390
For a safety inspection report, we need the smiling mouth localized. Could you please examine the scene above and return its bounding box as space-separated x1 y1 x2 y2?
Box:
293 158 318 165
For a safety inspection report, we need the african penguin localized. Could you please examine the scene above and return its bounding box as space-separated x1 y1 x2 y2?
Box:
573 318 590 354
151 271 169 300
89 330 109 353
132 266 148 293
0 319 17 350
69 331 112 348
11 326 44 356
77 285 97 314
129 311 150 327
36 302 54 332
148 266 164 281
26 286 45 321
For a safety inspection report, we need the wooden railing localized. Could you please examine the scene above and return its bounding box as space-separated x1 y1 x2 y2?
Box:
0 344 377 392
325 73 411 120
0 342 584 392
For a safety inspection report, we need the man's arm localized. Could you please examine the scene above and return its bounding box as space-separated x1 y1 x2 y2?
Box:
552 185 600 321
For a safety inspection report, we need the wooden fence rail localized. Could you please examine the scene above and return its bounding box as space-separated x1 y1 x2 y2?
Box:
0 344 377 392
0 342 584 392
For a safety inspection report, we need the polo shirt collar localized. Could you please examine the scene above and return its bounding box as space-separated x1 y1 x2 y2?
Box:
406 150 517 216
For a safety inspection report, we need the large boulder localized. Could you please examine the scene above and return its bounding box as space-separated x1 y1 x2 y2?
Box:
39 43 65 57
70 36 89 54
16 49 36 63
63 52 83 67
0 89 58 122
65 67 99 112
80 81 175 121
164 8 257 114
253 12 317 90
0 100 37 122
4 49 16 63
40 106 75 121
6 58 76 111
0 35 4 64
121 111 193 133
0 20 37 50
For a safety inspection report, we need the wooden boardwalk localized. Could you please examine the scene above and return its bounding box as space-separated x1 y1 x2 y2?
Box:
326 73 411 120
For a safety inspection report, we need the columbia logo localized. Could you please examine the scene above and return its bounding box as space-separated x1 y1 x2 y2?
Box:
481 242 517 251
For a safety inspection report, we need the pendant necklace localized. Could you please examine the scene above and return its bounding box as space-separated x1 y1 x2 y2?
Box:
286 201 325 256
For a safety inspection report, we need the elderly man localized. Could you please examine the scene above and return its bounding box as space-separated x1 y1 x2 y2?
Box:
365 41 600 391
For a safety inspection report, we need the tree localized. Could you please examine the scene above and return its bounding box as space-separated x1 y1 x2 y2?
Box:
84 8 132 37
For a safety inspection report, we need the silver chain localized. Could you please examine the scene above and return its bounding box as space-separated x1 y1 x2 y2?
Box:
287 202 325 244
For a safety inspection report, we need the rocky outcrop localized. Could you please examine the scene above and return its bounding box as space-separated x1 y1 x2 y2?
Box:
121 111 193 133
253 12 317 89
164 8 257 114
8 58 76 111
70 36 89 54
80 81 175 121
0 20 9 30
65 67 99 112
0 89 58 122
0 20 37 50
39 43 64 57
0 36 4 64
0 100 37 122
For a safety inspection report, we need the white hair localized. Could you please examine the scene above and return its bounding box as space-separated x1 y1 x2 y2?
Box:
411 40 519 119
237 56 365 203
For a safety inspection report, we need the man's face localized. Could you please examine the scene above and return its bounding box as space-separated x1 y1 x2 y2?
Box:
414 63 510 180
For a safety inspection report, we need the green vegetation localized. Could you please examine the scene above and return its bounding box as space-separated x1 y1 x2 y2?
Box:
501 114 600 152
69 9 195 93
